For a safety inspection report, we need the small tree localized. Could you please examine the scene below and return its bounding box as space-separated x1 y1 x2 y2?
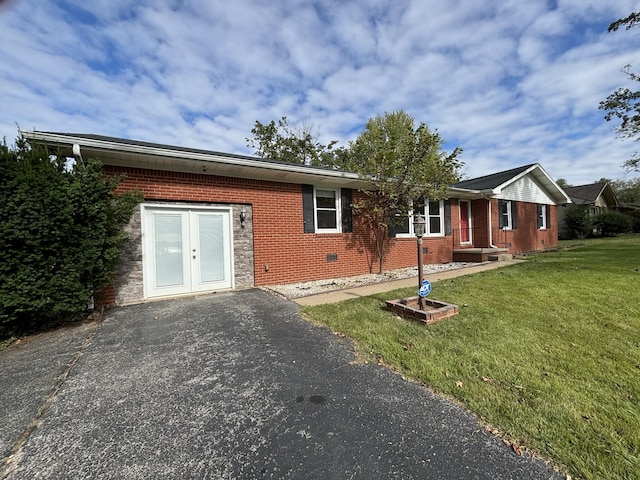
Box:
340 110 462 273
0 137 140 338
246 116 340 167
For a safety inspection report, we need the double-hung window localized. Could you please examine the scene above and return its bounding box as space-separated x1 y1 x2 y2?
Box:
314 188 340 233
500 200 512 230
537 204 547 230
393 199 445 237
426 200 444 236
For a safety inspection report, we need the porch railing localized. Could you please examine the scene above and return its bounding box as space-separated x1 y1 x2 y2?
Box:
452 227 481 248
452 227 513 249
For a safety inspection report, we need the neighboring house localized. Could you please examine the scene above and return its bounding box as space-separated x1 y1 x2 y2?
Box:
557 182 618 238
22 132 570 306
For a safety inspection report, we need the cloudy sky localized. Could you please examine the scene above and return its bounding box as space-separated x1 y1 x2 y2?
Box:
1 0 638 184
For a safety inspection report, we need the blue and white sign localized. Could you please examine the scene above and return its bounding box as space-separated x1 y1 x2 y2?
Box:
418 280 432 298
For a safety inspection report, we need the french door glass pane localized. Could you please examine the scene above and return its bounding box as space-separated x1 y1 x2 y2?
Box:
199 215 225 283
154 214 184 287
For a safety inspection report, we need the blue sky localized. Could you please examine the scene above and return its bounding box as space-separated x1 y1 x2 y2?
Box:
1 0 638 185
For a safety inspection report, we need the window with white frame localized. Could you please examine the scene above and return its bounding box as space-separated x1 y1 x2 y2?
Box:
500 200 512 230
537 204 547 229
314 188 340 232
426 200 444 236
394 199 444 237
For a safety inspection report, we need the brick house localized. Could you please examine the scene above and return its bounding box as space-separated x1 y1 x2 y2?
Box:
23 132 570 305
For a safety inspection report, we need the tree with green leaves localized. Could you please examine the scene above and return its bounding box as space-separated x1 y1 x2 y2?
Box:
246 116 341 167
610 177 640 204
0 136 141 338
599 12 640 171
341 110 462 273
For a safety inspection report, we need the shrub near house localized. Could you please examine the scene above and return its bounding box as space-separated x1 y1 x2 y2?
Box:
0 138 140 339
592 210 633 236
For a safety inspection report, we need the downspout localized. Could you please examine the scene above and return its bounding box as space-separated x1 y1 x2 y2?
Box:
72 143 85 166
73 144 94 310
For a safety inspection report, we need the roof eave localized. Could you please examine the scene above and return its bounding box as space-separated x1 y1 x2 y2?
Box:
20 130 369 189
446 187 496 199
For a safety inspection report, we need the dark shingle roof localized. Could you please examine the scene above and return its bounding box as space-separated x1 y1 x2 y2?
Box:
563 183 608 205
452 164 536 190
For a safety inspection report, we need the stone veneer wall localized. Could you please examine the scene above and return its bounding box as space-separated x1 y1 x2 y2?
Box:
113 202 254 305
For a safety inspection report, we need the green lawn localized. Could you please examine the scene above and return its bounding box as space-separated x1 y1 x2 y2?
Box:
302 236 640 480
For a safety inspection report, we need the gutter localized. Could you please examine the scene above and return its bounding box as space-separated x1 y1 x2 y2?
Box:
21 130 364 184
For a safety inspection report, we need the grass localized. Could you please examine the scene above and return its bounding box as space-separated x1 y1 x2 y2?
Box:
302 235 640 480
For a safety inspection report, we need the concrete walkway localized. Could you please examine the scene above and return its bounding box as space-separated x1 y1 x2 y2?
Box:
294 259 525 306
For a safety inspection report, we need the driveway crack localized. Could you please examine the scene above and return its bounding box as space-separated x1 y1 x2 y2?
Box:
1 322 100 479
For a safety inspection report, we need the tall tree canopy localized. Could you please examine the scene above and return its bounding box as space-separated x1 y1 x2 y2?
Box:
247 111 462 273
246 116 340 167
599 11 640 171
611 177 640 204
342 110 463 273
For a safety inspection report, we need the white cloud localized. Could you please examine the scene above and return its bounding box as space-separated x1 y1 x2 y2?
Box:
0 0 638 185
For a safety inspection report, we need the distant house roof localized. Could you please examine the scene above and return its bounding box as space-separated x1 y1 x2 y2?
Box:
563 182 618 207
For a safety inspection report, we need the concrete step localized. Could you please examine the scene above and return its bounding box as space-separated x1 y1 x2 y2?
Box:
488 253 513 262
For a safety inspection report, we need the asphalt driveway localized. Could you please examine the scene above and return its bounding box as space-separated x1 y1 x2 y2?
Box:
0 289 562 479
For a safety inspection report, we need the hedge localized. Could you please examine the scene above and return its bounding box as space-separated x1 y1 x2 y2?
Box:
0 137 140 338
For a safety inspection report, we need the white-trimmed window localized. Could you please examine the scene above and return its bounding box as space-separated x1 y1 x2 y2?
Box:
500 200 512 230
314 188 340 233
394 199 445 237
426 200 444 236
537 204 548 230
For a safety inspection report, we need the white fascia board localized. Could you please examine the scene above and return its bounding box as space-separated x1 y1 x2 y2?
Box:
21 131 367 188
446 186 488 199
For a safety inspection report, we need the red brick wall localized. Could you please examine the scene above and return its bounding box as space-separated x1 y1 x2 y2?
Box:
106 166 458 286
469 199 490 248
490 199 558 253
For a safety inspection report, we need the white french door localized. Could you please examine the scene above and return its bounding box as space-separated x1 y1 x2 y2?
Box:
143 206 233 299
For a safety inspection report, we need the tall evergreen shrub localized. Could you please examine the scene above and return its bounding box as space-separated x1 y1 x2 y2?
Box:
0 137 140 337
563 205 593 239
